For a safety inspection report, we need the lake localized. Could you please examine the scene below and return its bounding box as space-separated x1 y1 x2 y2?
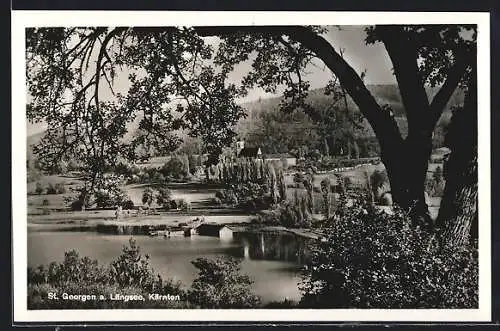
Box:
28 229 311 303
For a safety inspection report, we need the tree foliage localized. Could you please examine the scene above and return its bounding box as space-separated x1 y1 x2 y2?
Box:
300 197 478 308
187 256 261 308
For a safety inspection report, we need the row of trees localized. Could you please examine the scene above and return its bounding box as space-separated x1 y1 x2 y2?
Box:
213 159 288 211
141 187 190 211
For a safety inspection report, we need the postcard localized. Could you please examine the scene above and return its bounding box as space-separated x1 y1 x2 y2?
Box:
12 10 491 323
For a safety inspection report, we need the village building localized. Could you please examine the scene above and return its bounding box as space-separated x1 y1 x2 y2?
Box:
233 140 297 167
233 140 262 160
195 223 246 240
238 147 263 159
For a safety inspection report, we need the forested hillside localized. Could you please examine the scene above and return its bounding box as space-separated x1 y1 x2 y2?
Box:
235 84 464 157
27 84 464 163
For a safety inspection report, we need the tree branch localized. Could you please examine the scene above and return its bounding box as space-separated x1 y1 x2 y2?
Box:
377 25 431 137
195 25 403 146
94 28 127 115
429 50 474 128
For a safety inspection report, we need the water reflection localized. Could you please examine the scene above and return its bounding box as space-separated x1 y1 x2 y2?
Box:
233 232 312 265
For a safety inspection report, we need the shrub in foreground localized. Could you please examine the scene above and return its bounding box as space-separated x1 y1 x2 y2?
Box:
187 257 261 308
299 199 478 308
27 239 261 309
28 238 185 309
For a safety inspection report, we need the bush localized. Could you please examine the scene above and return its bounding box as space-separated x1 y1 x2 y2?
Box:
156 188 172 209
216 183 273 212
70 199 84 211
55 183 66 194
187 257 261 308
35 182 44 195
211 197 222 205
264 299 298 308
121 199 135 210
94 190 125 208
142 188 155 208
109 238 163 291
215 189 237 205
152 172 166 184
46 183 57 195
293 172 305 184
257 196 312 228
176 199 191 212
299 198 478 308
160 157 188 181
93 175 127 208
28 170 42 183
28 250 109 286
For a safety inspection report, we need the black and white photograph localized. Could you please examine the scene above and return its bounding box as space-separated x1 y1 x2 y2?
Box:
12 11 491 322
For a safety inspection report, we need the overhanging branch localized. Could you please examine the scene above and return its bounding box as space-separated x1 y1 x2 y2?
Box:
195 25 403 146
429 50 474 129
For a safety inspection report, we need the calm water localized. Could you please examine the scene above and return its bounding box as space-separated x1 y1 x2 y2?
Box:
28 230 310 303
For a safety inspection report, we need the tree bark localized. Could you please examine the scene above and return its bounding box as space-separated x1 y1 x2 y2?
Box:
441 153 478 247
437 68 477 248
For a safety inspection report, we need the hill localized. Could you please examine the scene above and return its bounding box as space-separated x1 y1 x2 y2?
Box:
27 84 465 164
237 84 464 140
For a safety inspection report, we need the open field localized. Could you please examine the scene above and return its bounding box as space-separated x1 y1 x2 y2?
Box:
27 155 445 224
125 183 219 206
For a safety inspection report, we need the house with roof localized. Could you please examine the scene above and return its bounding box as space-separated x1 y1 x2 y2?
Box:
196 223 247 240
234 140 262 160
232 140 297 169
238 147 262 159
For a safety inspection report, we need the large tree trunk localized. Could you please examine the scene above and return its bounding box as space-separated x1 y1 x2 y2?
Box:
439 152 478 247
437 71 477 248
380 132 433 225
404 132 434 224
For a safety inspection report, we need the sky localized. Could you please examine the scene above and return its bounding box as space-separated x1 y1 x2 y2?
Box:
27 26 396 136
225 26 396 102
